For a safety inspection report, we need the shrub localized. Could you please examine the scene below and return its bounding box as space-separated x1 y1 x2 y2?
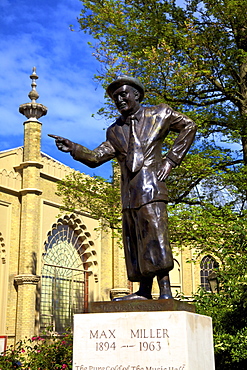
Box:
0 330 72 370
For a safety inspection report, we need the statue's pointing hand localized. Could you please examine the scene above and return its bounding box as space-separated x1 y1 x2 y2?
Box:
48 134 75 153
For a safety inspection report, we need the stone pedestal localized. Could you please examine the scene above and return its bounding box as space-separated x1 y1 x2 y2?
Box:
73 309 215 370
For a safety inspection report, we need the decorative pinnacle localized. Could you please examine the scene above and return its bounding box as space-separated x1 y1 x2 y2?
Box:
19 67 48 121
28 67 39 103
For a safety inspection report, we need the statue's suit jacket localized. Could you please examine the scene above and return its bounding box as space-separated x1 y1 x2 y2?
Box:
71 103 197 209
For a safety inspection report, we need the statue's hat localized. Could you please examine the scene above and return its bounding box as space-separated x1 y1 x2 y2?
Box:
106 76 145 102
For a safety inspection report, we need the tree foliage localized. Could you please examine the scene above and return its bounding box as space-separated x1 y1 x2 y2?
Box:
57 163 122 230
168 202 247 368
78 0 247 159
0 330 73 369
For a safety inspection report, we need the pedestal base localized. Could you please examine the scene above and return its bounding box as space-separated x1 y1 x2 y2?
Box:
73 311 215 370
89 299 195 313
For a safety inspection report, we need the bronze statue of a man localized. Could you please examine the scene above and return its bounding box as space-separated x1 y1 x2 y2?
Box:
50 76 197 301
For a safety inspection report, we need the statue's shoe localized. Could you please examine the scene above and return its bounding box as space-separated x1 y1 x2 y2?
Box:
112 293 151 301
158 294 173 300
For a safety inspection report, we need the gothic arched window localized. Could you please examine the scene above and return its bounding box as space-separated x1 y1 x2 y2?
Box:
200 255 218 292
40 215 97 333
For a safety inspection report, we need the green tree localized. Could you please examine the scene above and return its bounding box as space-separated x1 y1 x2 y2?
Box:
78 0 247 155
57 162 122 232
170 204 247 369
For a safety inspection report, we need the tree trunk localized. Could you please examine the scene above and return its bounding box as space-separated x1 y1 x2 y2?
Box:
241 135 247 165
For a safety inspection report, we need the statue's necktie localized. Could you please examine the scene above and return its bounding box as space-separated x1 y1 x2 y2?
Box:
126 115 144 172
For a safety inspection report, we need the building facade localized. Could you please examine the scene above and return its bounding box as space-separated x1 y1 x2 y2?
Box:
0 69 215 348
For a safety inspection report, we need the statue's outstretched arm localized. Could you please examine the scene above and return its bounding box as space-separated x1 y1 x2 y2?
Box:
48 134 116 168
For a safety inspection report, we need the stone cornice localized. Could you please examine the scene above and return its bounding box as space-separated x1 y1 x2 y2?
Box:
0 185 20 196
19 188 43 196
0 186 43 196
40 172 64 182
14 274 40 286
14 161 43 171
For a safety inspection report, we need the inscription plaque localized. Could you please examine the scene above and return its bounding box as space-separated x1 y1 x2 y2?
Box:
73 311 215 370
89 299 195 313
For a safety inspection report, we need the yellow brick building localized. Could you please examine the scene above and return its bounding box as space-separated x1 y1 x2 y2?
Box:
0 69 216 349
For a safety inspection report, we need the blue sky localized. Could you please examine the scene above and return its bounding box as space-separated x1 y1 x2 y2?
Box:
0 0 113 178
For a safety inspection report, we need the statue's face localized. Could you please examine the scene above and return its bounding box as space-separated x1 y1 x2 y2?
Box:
112 85 140 116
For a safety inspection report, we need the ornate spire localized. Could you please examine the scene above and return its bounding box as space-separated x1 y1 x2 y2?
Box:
19 67 48 121
28 67 39 103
